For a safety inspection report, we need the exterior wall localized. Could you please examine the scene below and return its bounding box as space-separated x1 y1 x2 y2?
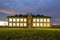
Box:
32 18 51 27
8 17 51 28
8 17 27 28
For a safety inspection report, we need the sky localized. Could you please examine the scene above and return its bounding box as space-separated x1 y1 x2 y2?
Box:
0 0 60 25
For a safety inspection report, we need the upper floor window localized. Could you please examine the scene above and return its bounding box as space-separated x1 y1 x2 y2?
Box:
24 18 27 22
47 19 50 22
17 18 19 22
33 19 36 22
20 18 23 22
37 19 39 22
9 18 12 22
40 19 43 22
44 19 46 22
13 18 16 22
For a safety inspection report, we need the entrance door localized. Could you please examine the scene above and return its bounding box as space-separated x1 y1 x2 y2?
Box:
27 16 32 28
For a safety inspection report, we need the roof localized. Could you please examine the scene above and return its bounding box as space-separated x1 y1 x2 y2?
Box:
7 14 51 18
7 14 27 18
32 15 51 18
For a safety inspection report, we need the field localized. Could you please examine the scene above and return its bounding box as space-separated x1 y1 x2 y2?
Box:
0 28 60 40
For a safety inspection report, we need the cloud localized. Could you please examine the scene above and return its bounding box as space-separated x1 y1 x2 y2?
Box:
0 9 16 15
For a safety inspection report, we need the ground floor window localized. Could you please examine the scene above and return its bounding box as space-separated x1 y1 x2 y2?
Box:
17 23 20 26
20 23 27 27
9 23 12 26
13 23 16 26
32 23 50 27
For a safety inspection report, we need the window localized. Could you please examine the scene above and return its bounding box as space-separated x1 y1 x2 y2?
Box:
17 18 19 22
40 23 43 26
24 18 27 22
20 23 23 26
33 23 36 26
24 23 27 26
13 23 16 26
40 19 43 22
13 18 16 22
9 23 12 26
20 18 23 22
44 19 46 22
17 23 19 26
47 23 50 26
37 23 39 26
37 19 39 22
9 18 12 22
47 19 50 22
33 19 36 22
44 23 46 27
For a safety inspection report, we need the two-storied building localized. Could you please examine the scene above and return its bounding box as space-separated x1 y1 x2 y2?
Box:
7 13 51 28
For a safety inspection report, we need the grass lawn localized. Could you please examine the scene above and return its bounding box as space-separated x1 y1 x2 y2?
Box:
0 28 60 40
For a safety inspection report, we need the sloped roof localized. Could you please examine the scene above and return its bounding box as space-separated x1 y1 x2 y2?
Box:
7 14 51 18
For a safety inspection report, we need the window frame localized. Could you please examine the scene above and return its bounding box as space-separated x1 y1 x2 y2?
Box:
9 23 12 26
13 18 16 22
9 18 12 22
33 18 36 22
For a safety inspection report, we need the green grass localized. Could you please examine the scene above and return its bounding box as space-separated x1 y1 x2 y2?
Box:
0 28 60 40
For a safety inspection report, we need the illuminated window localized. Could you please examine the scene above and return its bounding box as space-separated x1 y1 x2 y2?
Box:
40 19 43 22
17 23 19 26
20 23 23 26
47 19 50 22
40 23 43 26
33 23 36 26
33 19 36 22
37 23 39 26
24 23 27 26
20 18 23 22
13 23 16 26
37 19 39 22
17 18 19 22
24 18 27 22
44 19 46 22
9 18 12 22
9 23 12 26
47 23 50 26
44 23 46 26
13 18 16 22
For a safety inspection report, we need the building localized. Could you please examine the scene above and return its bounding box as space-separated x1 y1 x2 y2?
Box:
7 13 51 28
